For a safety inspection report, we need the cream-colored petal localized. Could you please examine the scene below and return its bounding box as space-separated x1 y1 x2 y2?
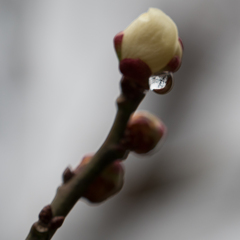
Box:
122 8 179 73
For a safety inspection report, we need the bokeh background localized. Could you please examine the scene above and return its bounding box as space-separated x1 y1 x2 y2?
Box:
1 0 240 239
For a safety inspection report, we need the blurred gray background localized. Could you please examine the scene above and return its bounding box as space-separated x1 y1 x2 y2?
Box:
1 0 240 239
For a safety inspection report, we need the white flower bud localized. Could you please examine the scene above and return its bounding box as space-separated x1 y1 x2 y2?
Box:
121 8 183 74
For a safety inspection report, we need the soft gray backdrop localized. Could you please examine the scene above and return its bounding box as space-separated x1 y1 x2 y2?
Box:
1 0 240 239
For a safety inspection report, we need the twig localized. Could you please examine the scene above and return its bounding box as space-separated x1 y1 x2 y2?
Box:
25 77 145 240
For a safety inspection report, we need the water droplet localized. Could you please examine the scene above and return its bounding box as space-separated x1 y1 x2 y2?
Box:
149 72 173 94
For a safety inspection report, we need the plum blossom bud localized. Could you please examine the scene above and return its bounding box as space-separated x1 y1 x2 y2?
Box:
39 205 52 224
124 111 166 154
77 154 124 203
114 8 183 89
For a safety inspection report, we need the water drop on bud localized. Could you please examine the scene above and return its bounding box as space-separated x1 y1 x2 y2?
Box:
149 72 173 94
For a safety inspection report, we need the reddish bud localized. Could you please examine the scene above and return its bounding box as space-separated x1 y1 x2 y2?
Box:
114 31 124 60
78 154 124 203
49 216 65 230
39 205 53 224
124 111 166 154
62 167 75 183
120 58 152 90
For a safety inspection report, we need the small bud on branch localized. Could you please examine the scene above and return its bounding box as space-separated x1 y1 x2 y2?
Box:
49 216 65 230
123 111 166 154
39 205 53 224
62 167 75 183
76 154 124 203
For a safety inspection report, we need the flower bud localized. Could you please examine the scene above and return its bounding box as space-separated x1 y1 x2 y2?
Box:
39 205 52 224
124 111 166 154
77 154 124 203
114 8 183 89
49 216 65 230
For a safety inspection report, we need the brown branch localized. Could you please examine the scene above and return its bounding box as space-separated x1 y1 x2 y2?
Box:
25 77 146 240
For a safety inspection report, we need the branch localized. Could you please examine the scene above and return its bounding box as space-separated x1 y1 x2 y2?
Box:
25 77 145 240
